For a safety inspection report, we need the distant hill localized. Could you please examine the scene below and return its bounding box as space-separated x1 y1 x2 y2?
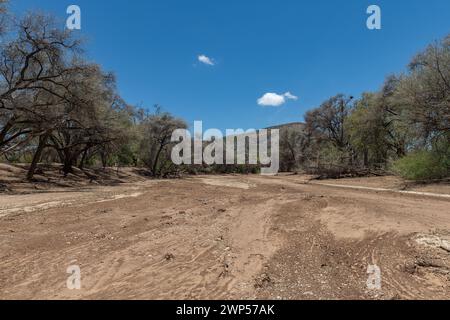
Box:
266 122 306 133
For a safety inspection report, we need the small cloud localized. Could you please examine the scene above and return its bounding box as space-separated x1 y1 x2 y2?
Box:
198 54 215 66
257 92 298 107
257 93 285 107
283 92 298 101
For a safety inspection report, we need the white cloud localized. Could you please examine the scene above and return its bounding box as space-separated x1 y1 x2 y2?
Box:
283 92 298 101
257 93 285 107
257 92 298 107
198 54 215 66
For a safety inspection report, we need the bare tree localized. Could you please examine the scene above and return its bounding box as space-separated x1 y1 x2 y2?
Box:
305 94 354 151
139 108 187 177
0 13 81 156
44 65 125 177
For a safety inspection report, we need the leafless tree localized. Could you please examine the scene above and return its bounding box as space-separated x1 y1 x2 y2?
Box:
305 94 354 151
139 108 187 177
0 13 81 157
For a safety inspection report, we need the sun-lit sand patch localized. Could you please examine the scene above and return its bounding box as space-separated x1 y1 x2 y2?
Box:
199 178 254 190
95 192 144 203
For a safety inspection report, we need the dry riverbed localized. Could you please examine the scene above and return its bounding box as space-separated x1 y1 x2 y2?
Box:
0 171 449 300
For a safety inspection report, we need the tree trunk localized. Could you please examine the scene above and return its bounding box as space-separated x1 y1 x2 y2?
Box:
152 143 165 177
396 146 405 158
63 158 74 176
363 149 369 168
27 133 49 181
62 151 75 176
101 151 107 169
78 148 88 170
0 119 13 147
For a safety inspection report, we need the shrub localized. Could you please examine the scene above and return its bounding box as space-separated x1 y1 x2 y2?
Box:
393 150 449 181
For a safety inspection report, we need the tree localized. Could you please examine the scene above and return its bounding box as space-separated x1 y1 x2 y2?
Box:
45 65 127 176
305 94 354 151
0 13 81 157
278 124 308 172
139 108 187 177
304 94 356 174
396 36 450 144
346 83 408 170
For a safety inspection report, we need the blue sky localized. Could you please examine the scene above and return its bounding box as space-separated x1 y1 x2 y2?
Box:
11 0 450 131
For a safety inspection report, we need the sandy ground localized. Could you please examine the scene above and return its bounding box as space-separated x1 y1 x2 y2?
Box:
0 170 449 300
